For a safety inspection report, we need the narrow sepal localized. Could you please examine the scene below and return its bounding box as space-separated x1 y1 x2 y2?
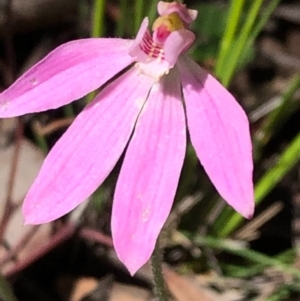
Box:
178 56 254 218
112 68 186 275
23 68 154 224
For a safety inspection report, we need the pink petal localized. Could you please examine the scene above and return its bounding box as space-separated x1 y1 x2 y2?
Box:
178 56 254 218
0 38 134 117
23 68 154 224
128 18 150 62
112 69 186 275
163 30 195 66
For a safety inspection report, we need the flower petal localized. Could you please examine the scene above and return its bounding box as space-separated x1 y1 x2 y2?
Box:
163 29 195 66
112 68 186 275
178 56 254 218
129 17 150 62
23 68 154 224
0 38 134 117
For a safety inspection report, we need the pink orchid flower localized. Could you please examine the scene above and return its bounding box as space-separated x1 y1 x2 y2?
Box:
0 2 254 275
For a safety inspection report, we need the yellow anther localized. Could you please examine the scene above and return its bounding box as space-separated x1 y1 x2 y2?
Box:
152 12 185 32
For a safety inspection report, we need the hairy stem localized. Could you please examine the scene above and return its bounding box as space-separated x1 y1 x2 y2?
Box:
151 240 169 301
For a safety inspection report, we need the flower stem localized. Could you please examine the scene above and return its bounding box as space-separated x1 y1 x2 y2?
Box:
92 0 105 38
116 0 128 36
0 272 18 301
151 240 169 301
134 0 143 32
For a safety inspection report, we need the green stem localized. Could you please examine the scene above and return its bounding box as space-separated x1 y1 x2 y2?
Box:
63 104 75 118
215 0 245 78
254 74 300 159
135 0 143 32
116 0 128 36
32 124 48 153
222 0 263 86
92 0 105 38
0 273 18 301
147 0 159 25
246 0 281 48
86 0 106 103
193 235 300 279
151 240 169 301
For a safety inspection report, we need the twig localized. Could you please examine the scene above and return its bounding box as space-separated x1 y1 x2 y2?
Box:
79 227 113 247
0 119 23 241
32 118 74 137
0 226 40 266
3 224 75 277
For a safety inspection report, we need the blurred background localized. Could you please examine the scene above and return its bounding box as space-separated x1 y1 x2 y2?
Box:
0 0 300 300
